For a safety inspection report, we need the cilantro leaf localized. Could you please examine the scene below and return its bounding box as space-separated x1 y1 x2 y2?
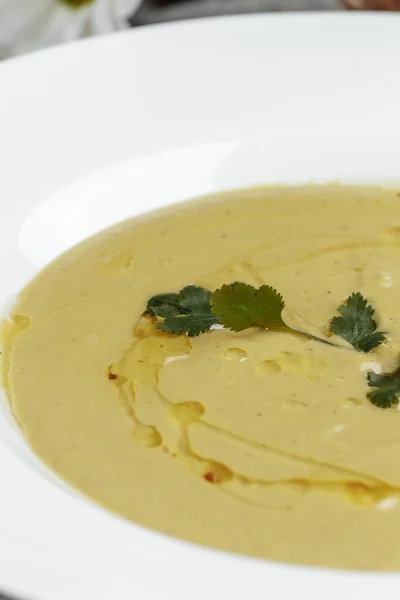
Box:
367 368 400 409
151 285 219 337
210 283 287 332
178 285 212 313
146 293 184 318
329 292 386 353
158 313 219 337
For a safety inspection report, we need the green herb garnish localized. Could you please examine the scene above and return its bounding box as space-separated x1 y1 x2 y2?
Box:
146 292 185 318
147 285 219 337
210 283 286 331
210 283 337 346
367 366 400 409
330 292 386 352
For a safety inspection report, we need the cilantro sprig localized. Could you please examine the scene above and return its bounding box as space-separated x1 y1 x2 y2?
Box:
210 283 338 346
146 285 219 337
329 292 386 353
210 284 286 331
367 367 400 409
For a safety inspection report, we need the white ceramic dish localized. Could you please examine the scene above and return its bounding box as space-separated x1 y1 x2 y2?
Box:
2 12 400 600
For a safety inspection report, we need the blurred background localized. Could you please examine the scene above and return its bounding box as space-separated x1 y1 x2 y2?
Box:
0 0 399 61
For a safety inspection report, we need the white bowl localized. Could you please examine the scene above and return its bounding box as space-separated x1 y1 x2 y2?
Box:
1 13 400 600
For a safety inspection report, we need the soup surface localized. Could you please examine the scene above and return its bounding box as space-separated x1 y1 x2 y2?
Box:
4 185 400 570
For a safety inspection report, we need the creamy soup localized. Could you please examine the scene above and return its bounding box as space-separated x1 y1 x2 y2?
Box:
4 185 400 570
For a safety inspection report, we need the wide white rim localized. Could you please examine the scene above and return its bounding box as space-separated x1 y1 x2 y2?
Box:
2 13 400 600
